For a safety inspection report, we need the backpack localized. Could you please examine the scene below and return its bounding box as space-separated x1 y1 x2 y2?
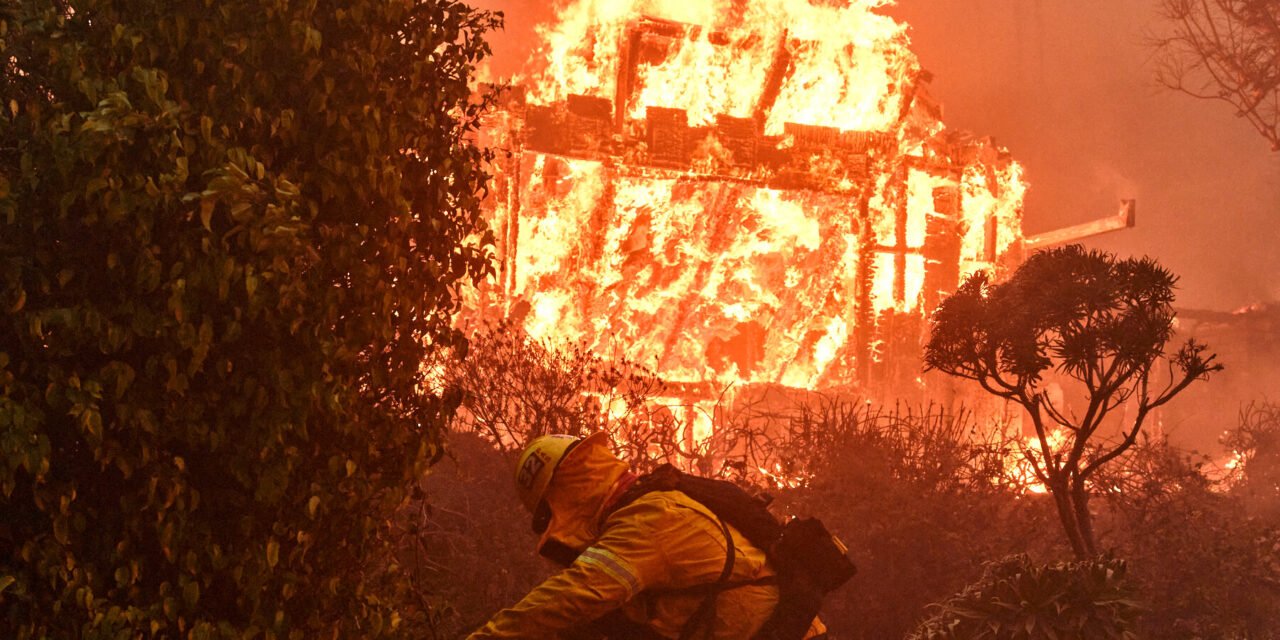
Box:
599 464 856 640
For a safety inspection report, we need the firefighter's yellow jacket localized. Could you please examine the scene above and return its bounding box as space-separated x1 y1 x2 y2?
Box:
467 436 825 639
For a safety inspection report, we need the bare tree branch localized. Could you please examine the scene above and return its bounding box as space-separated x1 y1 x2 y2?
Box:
1154 0 1280 151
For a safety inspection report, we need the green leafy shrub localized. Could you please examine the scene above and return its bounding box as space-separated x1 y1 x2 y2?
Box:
0 0 496 636
908 554 1140 640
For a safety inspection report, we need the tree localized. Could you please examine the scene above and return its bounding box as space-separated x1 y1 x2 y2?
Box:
1 0 496 636
924 245 1221 558
1153 0 1280 151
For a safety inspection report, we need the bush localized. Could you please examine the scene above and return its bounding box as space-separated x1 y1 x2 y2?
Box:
773 402 1062 639
1225 401 1280 519
908 554 1141 640
1 1 496 636
437 319 667 458
1098 433 1280 638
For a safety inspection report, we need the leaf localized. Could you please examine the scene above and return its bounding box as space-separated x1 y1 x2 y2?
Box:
200 199 214 231
0 575 15 596
307 495 320 518
266 538 279 569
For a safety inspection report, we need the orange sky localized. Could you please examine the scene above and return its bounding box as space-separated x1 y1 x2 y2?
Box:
469 0 1280 311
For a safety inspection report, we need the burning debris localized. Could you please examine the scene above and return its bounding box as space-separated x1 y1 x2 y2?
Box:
475 0 1027 409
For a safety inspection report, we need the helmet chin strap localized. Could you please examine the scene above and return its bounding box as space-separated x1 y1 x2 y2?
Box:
531 497 554 533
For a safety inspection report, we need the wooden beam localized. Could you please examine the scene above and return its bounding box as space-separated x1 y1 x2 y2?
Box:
1024 199 1136 251
752 29 791 133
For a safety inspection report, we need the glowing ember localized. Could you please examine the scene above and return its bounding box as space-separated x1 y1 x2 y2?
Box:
478 0 1027 398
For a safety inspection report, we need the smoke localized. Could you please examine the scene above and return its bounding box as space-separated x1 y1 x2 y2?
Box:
884 0 1280 451
468 0 557 80
884 0 1280 311
1086 162 1139 210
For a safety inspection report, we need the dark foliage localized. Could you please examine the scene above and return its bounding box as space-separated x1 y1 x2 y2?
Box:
772 404 1063 640
1224 401 1280 519
433 319 668 458
1098 435 1280 639
0 0 497 636
908 554 1141 640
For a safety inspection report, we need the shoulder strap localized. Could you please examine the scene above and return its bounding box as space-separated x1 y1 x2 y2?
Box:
677 511 735 640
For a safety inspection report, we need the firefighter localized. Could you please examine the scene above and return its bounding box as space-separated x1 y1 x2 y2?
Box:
466 433 826 640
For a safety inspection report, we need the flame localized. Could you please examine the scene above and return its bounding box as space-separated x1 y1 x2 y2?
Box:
960 161 1026 281
525 0 911 135
1003 428 1069 494
480 0 1028 421
1204 449 1247 488
758 462 811 490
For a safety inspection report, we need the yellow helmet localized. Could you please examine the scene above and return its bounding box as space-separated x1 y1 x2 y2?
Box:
513 434 582 513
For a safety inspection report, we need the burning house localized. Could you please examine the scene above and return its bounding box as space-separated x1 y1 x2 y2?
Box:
475 0 1028 419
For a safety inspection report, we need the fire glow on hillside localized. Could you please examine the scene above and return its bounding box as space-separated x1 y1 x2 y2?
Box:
476 0 1027 415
